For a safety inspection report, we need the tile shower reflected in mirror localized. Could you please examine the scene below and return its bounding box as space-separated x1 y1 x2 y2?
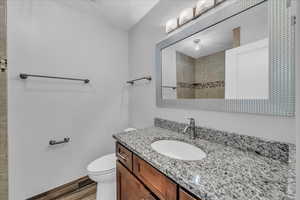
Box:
162 3 268 100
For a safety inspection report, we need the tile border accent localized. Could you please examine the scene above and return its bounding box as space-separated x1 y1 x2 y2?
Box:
177 81 225 90
154 118 293 163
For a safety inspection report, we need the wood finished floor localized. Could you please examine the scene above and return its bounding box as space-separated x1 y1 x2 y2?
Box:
55 184 96 200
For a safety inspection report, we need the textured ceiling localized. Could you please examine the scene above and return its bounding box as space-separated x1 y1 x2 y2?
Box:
91 0 160 30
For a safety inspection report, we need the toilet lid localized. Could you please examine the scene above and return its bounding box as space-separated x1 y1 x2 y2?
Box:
87 153 116 173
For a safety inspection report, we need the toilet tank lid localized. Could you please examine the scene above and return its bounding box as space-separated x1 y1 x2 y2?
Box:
87 153 116 172
124 128 137 132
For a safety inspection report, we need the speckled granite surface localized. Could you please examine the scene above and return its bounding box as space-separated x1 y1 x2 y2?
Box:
113 127 296 200
154 118 291 163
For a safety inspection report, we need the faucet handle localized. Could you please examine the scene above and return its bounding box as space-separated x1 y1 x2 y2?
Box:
185 117 195 122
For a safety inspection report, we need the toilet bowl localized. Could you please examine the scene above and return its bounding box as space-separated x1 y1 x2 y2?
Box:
87 153 116 200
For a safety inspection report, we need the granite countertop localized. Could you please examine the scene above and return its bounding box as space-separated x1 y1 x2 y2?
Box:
113 127 296 200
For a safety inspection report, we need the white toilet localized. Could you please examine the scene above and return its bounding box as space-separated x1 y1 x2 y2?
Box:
87 128 136 200
87 153 116 200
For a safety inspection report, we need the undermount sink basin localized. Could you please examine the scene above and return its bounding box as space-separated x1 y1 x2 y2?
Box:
151 140 207 161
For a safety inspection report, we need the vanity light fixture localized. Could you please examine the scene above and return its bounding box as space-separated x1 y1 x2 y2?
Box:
194 39 201 51
165 18 178 33
165 0 227 34
179 8 194 26
195 0 215 17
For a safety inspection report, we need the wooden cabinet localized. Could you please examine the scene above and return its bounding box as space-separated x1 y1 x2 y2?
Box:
179 189 198 200
117 161 156 200
133 155 177 200
116 142 200 200
116 143 133 171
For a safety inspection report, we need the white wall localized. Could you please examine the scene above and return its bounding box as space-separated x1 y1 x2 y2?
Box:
128 0 296 144
7 0 129 199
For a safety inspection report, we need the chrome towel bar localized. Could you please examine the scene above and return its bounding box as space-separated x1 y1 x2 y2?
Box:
162 86 177 90
49 137 70 146
20 73 90 84
127 76 151 85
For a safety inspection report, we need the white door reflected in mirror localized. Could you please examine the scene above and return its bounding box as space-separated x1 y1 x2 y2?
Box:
225 38 269 99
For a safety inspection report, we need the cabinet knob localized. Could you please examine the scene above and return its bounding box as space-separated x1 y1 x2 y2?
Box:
117 153 127 161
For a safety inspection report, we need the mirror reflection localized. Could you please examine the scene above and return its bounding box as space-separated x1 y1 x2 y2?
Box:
162 3 268 100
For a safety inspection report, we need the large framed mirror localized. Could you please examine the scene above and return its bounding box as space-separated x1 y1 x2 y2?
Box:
156 0 296 116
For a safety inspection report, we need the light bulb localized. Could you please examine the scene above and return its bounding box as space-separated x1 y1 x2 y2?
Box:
179 8 194 26
197 0 206 7
194 39 201 51
195 0 214 16
165 18 178 33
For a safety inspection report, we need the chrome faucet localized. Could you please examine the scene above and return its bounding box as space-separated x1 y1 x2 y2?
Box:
183 118 196 139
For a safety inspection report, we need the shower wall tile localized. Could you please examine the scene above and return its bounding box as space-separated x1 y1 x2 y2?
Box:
0 72 7 200
175 50 225 99
176 51 195 98
0 0 6 58
0 0 7 199
194 51 225 98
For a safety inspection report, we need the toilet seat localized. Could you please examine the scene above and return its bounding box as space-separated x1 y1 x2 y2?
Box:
87 153 116 175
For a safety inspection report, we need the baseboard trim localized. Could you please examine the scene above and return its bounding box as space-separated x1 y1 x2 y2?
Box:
27 176 95 200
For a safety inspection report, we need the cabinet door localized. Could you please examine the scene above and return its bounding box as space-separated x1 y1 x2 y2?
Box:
179 189 198 200
117 161 156 200
133 155 177 200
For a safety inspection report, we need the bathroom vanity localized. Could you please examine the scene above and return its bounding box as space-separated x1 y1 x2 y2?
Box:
116 142 192 200
114 119 296 200
114 1 297 198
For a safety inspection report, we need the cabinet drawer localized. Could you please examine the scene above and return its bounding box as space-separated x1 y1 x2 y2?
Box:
179 188 198 200
133 155 177 200
116 143 133 171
